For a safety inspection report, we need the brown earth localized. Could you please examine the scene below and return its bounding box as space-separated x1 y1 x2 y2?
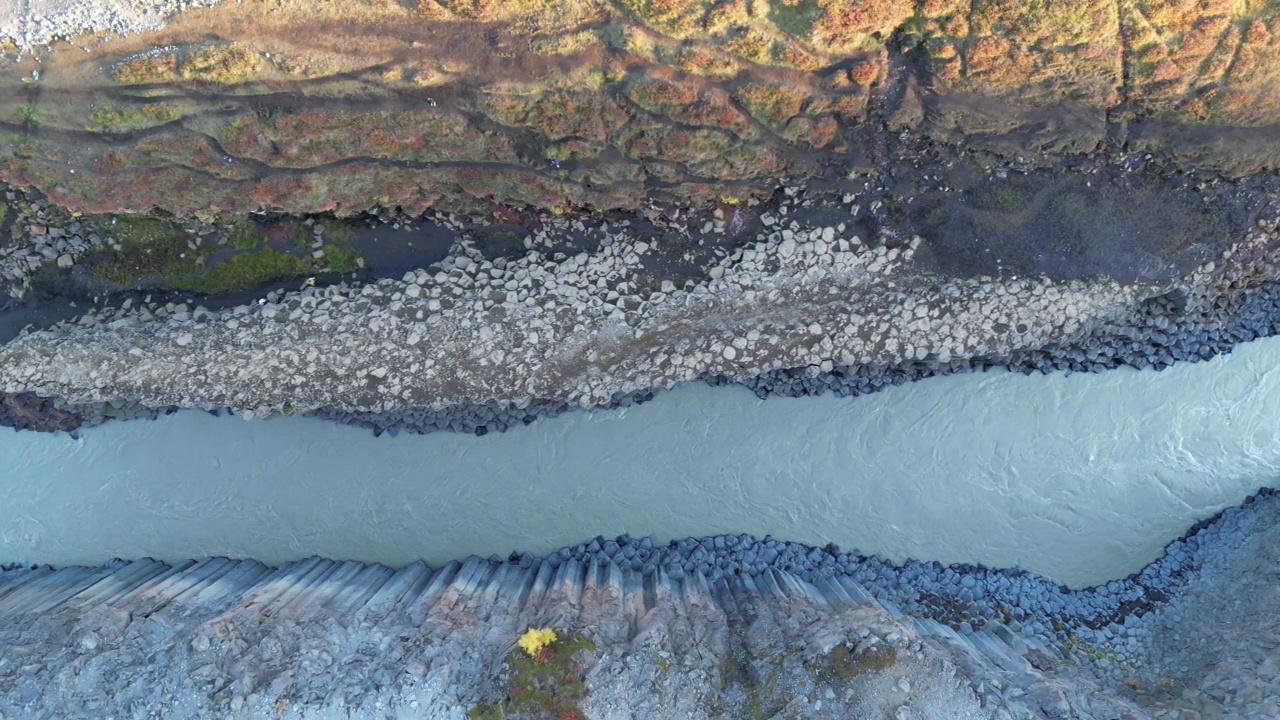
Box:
0 0 1278 221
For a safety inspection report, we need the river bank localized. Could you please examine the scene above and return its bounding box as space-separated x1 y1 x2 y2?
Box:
3 487 1277 718
3 40 1278 435
1 158 1278 436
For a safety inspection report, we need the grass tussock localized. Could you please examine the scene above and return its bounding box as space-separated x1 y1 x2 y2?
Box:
111 43 262 85
734 82 810 128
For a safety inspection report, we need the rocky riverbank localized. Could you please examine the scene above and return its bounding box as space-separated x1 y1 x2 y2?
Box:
3 487 1277 719
3 0 1279 436
1 162 1278 436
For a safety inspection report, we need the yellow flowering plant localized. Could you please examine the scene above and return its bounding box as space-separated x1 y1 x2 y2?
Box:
518 627 558 658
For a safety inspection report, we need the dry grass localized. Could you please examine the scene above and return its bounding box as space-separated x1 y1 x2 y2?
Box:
111 43 261 85
530 30 604 55
613 0 714 36
179 43 261 84
805 92 867 120
782 114 838 145
916 0 1123 107
674 44 740 75
220 109 515 166
1122 0 1280 125
628 78 755 136
724 26 773 62
9 0 1277 226
734 82 810 128
111 51 180 84
771 38 823 69
811 0 913 49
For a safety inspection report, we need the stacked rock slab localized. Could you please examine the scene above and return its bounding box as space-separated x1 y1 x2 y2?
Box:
6 488 1280 718
0 555 1144 719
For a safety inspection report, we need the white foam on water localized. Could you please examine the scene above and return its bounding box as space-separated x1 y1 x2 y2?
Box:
4 336 1280 588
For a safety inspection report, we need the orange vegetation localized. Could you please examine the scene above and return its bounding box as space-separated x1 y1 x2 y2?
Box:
734 83 811 128
812 0 913 47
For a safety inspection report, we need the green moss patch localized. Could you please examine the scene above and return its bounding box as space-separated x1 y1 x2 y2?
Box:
227 218 267 250
288 222 311 249
83 213 360 295
322 244 361 272
319 220 353 243
86 214 206 286
176 247 312 294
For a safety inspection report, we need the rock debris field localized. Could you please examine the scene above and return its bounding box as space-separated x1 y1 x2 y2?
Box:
0 0 226 51
3 185 1280 437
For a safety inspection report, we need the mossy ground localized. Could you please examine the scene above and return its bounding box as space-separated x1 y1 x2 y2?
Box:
717 645 786 719
176 246 317 295
709 632 901 720
85 102 183 132
82 214 361 295
85 214 206 286
218 109 515 168
0 0 891 218
468 632 596 720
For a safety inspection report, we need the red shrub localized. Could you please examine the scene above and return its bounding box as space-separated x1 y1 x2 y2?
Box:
851 62 880 84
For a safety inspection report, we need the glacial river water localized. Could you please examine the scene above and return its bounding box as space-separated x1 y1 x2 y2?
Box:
4 336 1280 589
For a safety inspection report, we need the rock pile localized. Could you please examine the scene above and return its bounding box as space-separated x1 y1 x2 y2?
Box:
0 190 1177 420
0 0 227 52
0 191 112 300
1 185 1278 438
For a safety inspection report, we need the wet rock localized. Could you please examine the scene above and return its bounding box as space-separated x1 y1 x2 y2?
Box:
0 392 84 433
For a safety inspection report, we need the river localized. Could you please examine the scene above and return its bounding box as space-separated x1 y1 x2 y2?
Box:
4 337 1280 589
